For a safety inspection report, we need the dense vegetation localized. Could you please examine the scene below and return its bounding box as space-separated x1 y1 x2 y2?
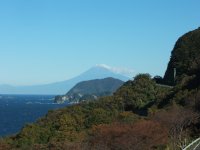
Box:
1 27 200 150
1 74 171 150
67 77 124 96
163 27 200 85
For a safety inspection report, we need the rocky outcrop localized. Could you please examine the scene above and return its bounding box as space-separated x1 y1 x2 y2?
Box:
163 27 200 85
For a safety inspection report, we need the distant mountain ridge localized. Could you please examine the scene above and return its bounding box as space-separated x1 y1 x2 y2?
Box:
54 77 124 103
0 65 130 95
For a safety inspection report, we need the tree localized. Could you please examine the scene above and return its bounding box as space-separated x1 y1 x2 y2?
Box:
153 105 199 149
153 75 163 84
115 74 158 115
87 120 168 150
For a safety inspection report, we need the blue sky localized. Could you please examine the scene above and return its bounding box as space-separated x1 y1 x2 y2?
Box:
0 0 199 85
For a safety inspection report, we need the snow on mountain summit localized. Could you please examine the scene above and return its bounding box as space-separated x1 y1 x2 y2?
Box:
95 64 135 78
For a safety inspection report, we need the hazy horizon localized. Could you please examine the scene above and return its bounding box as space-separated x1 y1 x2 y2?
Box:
1 64 132 86
0 0 199 86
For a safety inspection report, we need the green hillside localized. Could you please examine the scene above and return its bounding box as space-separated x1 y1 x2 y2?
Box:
67 77 124 96
54 77 124 103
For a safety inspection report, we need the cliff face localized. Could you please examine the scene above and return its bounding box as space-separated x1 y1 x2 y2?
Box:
164 27 200 85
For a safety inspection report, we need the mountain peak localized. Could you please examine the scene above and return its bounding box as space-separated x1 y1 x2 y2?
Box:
95 64 112 70
0 65 131 94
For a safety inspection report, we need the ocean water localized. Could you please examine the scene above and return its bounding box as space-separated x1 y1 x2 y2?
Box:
0 95 68 137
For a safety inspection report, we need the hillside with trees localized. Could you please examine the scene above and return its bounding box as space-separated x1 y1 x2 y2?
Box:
163 27 200 86
54 77 124 103
1 28 200 150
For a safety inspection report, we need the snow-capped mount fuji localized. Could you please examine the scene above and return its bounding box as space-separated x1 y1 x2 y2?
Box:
76 64 130 82
0 65 131 95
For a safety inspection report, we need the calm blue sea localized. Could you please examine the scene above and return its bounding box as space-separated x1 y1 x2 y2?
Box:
0 95 68 137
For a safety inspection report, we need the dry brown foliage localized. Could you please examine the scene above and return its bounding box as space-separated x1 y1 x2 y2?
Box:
0 139 11 150
86 120 168 150
153 105 199 149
